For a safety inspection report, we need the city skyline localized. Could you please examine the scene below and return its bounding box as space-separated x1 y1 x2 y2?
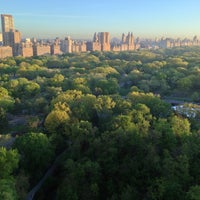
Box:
1 0 200 39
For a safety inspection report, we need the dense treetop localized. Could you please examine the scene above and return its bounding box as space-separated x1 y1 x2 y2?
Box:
1 47 200 199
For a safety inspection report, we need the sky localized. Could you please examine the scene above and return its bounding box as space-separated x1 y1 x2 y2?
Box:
1 0 200 40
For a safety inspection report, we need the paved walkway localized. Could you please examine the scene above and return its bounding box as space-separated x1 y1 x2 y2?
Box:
26 150 66 200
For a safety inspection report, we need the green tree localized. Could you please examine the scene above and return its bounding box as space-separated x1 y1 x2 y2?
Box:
70 94 97 121
110 115 136 133
0 147 19 179
71 77 91 94
0 178 18 200
56 159 100 200
131 103 153 135
128 91 171 117
44 105 70 134
95 95 116 118
0 87 15 111
0 107 8 132
187 185 200 200
50 73 65 86
51 90 83 106
90 78 119 95
170 115 191 136
14 133 54 181
177 77 192 92
15 170 29 200
24 81 40 97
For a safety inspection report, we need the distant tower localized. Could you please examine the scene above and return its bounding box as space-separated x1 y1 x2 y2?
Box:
1 14 14 33
1 14 15 46
127 32 134 50
1 14 21 56
99 32 110 51
135 37 140 50
122 33 126 43
121 32 135 51
51 38 61 55
93 32 99 42
60 36 73 53
126 32 131 43
130 33 134 45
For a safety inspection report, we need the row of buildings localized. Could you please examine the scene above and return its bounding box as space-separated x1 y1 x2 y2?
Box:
139 36 200 50
0 19 136 58
0 14 86 58
1 14 200 59
0 14 137 58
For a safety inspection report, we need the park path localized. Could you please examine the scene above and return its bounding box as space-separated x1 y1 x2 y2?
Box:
26 150 67 200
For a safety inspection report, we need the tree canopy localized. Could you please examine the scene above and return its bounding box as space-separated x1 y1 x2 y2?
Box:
1 47 200 199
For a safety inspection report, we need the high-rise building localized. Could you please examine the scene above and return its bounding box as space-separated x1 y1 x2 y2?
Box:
51 38 61 55
121 32 135 51
1 14 14 33
87 32 110 51
60 37 73 53
99 32 110 51
1 14 14 46
72 41 87 53
1 14 21 56
112 32 135 51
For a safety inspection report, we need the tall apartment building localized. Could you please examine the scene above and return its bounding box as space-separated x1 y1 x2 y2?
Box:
1 14 21 56
60 37 73 53
72 41 87 53
51 38 61 55
87 32 110 51
112 32 135 51
99 32 110 51
60 37 87 53
121 32 135 51
1 14 14 32
87 32 101 51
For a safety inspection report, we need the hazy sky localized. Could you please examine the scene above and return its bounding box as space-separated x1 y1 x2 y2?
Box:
1 0 200 39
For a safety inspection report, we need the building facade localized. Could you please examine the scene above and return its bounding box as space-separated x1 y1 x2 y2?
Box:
0 46 12 58
21 38 33 57
1 14 14 33
51 38 61 55
1 14 22 56
60 37 73 53
33 42 51 56
87 32 110 51
112 32 135 51
99 32 110 51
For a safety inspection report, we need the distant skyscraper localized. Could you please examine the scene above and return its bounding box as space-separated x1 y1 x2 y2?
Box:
60 36 73 53
1 14 14 33
99 32 110 51
1 14 21 56
93 32 99 43
120 32 135 51
87 32 110 51
122 33 126 43
1 14 14 46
